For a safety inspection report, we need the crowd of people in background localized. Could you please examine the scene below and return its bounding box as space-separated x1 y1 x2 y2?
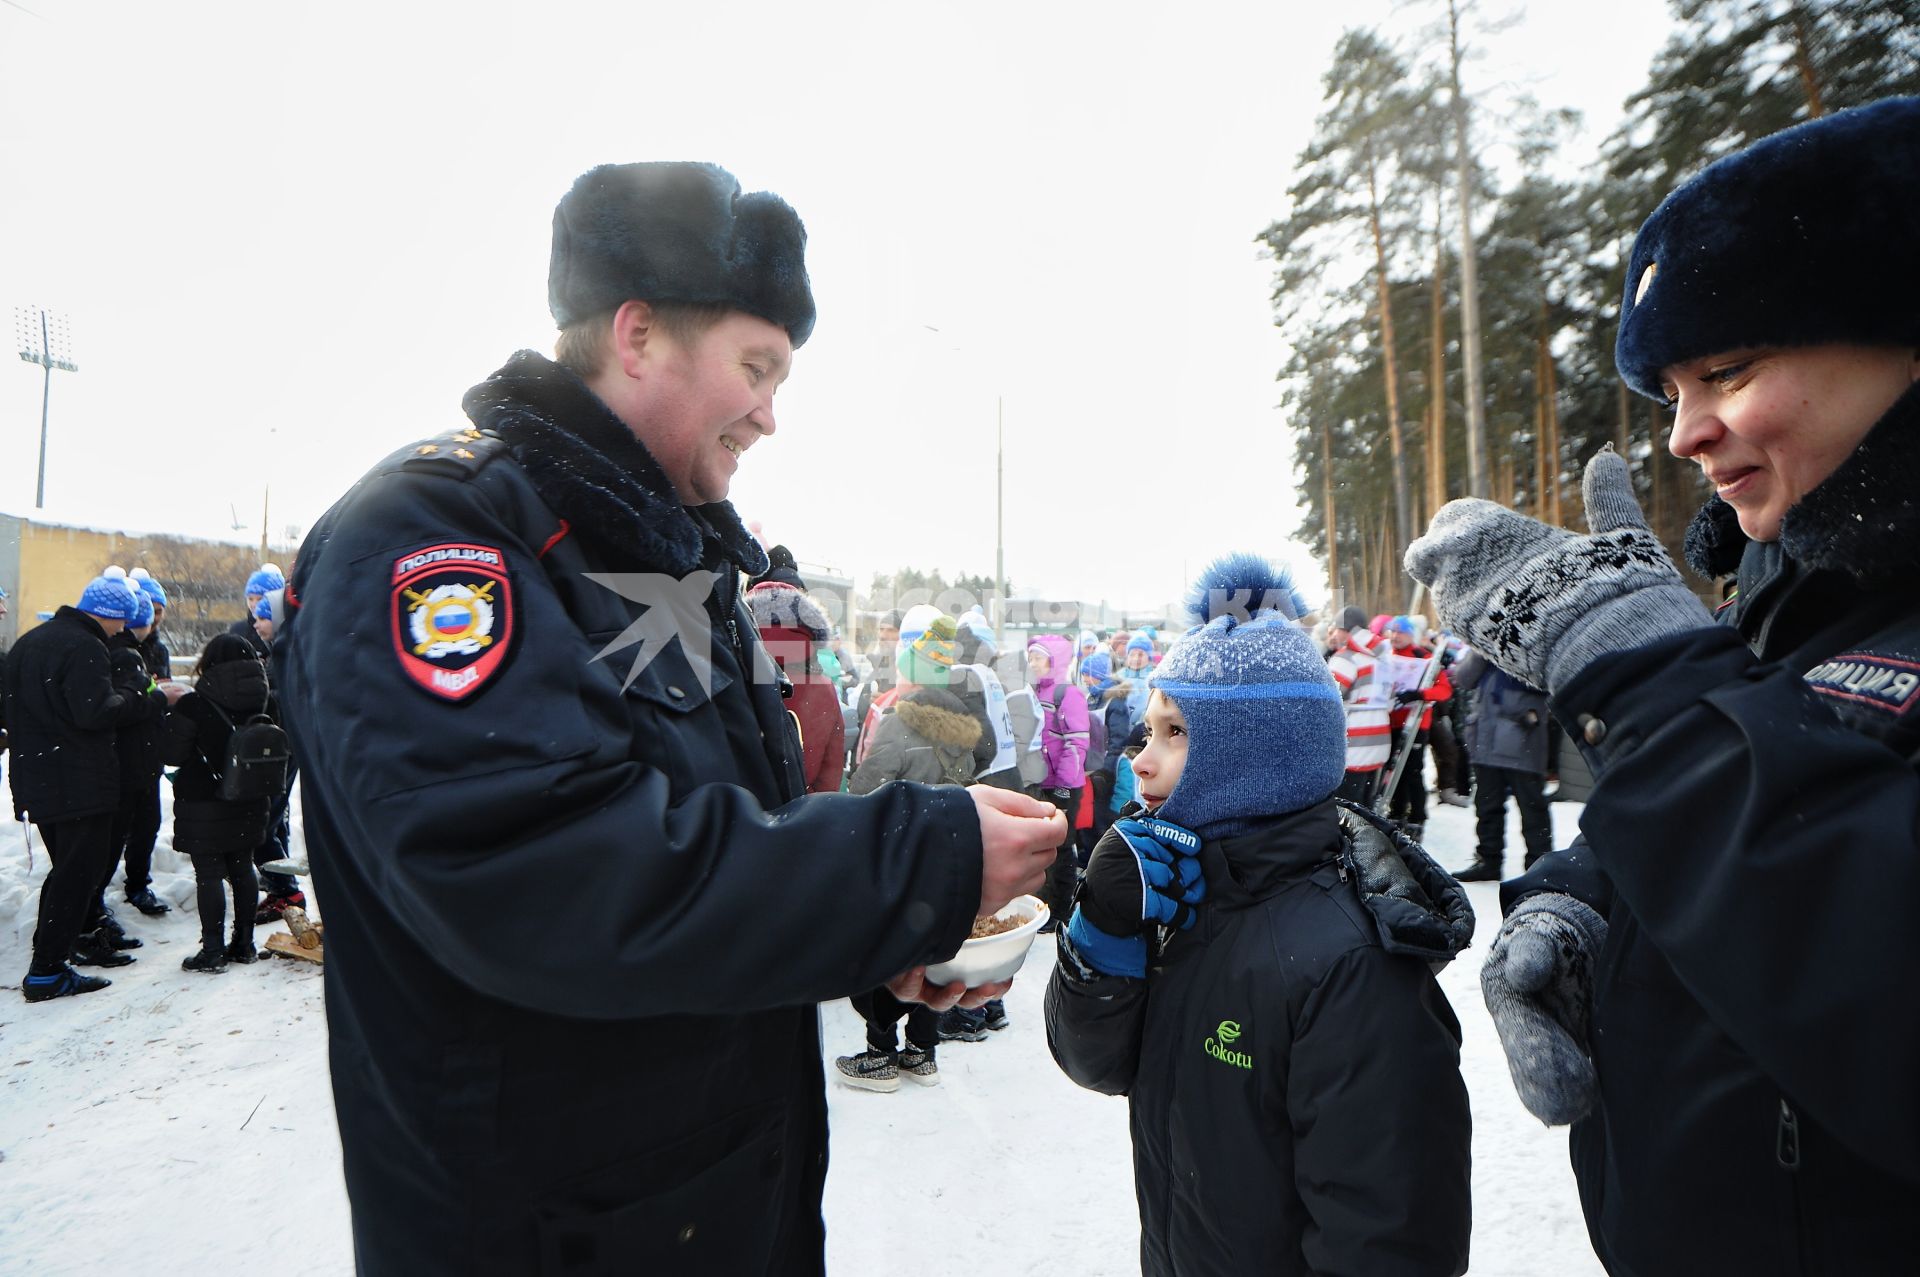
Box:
1 561 303 998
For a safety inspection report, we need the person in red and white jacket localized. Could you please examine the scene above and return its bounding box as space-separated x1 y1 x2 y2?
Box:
1323 606 1393 808
1377 616 1452 838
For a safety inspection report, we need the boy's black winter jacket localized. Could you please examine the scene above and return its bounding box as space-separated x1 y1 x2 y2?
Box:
1508 380 1920 1277
2 607 162 823
1046 800 1474 1277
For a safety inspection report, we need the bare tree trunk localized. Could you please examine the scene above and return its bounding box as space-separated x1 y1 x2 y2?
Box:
1790 6 1826 118
1616 377 1632 457
1428 201 1448 521
1534 332 1550 518
1544 330 1563 525
1448 0 1489 499
1366 148 1412 551
1321 422 1339 590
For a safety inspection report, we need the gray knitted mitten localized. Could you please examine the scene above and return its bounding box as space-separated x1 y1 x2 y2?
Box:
1482 892 1609 1126
1405 448 1713 694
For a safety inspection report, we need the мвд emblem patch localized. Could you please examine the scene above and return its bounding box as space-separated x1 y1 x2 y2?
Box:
391 543 513 701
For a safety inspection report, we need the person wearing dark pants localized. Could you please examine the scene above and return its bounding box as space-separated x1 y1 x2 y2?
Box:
109 591 170 917
1447 649 1551 882
33 815 129 977
837 986 943 1092
4 572 184 1002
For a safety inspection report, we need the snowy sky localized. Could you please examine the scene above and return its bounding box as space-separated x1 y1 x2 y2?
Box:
0 0 1666 614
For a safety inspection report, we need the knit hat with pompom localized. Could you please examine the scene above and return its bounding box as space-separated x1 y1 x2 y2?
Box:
1151 553 1346 837
77 566 141 622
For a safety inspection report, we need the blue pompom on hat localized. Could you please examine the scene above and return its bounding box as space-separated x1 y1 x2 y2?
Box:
1151 553 1346 838
246 564 285 597
77 566 140 622
129 567 168 608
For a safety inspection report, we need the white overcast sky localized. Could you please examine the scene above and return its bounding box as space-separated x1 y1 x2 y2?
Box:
1 0 1668 614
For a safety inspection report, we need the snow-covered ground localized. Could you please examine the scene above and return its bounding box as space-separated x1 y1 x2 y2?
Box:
0 779 1602 1275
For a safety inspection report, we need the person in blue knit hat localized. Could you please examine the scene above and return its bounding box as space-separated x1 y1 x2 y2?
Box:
6 568 184 1002
107 575 175 918
1045 553 1474 1277
228 563 284 659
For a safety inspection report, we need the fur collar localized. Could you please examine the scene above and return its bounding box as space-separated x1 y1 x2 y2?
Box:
1683 378 1920 588
895 688 983 749
461 350 768 578
746 582 830 642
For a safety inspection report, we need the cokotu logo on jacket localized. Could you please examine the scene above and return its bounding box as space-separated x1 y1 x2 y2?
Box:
1205 1019 1253 1070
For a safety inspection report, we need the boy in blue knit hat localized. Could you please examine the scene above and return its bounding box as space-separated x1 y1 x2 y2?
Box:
1045 553 1475 1277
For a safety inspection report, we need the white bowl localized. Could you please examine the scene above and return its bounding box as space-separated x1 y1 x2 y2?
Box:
924 894 1050 987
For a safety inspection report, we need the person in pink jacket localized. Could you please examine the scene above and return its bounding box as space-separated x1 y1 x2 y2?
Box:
1027 632 1089 928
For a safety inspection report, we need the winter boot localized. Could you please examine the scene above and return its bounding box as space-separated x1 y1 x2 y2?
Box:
897 1044 940 1087
225 933 259 965
254 891 306 926
981 999 1010 1032
97 911 143 950
1452 858 1504 883
22 964 112 1002
124 887 171 917
1437 787 1471 808
182 946 230 974
833 1048 900 1093
71 929 137 968
936 1007 989 1043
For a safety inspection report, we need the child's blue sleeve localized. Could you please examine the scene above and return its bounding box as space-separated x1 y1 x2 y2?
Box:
1113 756 1137 812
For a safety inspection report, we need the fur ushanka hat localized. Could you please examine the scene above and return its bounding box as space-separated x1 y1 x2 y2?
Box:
1615 96 1920 401
549 162 815 347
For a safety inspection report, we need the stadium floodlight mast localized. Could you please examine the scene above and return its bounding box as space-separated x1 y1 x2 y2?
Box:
16 305 78 509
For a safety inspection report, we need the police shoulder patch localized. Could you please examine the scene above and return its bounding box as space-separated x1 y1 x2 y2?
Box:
391 543 513 702
1802 651 1920 715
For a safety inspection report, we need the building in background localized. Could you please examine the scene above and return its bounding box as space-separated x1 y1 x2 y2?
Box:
0 511 291 660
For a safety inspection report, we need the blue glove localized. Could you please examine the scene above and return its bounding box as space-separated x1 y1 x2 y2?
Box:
1064 907 1147 979
1081 815 1206 936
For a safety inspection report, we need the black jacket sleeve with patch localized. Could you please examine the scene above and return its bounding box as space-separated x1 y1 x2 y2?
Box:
277 461 984 1022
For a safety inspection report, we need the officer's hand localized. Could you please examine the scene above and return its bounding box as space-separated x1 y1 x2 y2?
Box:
1394 689 1425 707
1482 892 1609 1126
970 785 1068 917
885 967 1015 1012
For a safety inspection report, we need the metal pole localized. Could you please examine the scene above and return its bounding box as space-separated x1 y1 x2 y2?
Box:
35 309 52 508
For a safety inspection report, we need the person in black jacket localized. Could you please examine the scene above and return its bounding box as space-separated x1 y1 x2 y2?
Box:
110 581 172 917
272 162 1066 1275
5 570 185 1002
1407 98 1920 1276
1047 556 1473 1277
164 635 275 972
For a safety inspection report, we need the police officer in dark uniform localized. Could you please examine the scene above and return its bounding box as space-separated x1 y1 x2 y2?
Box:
1409 98 1920 1275
274 162 1066 1276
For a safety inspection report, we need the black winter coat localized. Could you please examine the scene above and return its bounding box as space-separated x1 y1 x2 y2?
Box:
1046 801 1475 1277
109 631 166 793
1509 380 1920 1276
164 659 273 856
275 352 983 1277
2 607 162 823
